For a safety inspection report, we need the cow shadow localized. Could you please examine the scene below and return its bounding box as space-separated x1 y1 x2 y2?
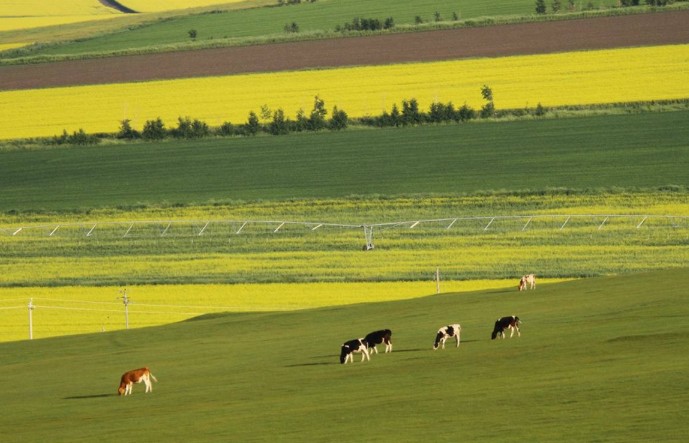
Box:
285 361 337 367
286 354 338 367
64 393 117 400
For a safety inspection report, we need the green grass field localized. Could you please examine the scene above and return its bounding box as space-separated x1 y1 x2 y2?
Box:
2 112 688 212
1 270 687 441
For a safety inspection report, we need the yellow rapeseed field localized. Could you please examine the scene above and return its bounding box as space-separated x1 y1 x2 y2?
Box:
0 0 121 32
0 0 117 16
120 0 251 13
1 44 688 140
0 280 549 342
0 43 26 51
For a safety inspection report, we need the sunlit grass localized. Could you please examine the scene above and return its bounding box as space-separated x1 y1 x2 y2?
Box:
0 279 553 342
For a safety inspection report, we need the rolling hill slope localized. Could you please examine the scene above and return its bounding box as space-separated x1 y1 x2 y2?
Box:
1 270 687 441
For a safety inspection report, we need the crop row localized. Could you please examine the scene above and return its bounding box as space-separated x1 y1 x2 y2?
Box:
2 44 687 140
2 192 688 286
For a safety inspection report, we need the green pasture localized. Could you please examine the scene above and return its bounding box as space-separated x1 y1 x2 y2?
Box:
1 270 687 441
2 112 688 212
2 0 619 59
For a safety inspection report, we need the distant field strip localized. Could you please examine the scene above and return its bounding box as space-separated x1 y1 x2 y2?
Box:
2 44 688 140
0 280 528 342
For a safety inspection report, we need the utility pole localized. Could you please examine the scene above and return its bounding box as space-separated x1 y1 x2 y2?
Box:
28 298 35 340
118 289 130 329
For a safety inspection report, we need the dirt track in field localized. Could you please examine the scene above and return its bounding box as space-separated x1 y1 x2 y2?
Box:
1 10 689 91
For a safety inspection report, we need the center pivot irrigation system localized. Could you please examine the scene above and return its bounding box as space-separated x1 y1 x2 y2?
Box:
2 214 688 249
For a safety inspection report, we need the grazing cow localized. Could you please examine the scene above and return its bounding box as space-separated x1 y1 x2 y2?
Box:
364 329 393 355
518 274 536 291
340 338 370 364
491 316 521 340
433 324 461 350
118 367 158 396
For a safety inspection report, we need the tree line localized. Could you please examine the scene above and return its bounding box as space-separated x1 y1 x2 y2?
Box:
47 87 548 146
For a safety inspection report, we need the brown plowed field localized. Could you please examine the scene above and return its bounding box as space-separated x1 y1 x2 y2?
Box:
2 10 689 91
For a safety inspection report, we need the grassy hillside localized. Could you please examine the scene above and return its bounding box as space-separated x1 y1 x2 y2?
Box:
1 270 687 441
2 112 688 212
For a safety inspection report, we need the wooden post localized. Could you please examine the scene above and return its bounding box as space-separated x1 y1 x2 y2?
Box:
436 268 440 294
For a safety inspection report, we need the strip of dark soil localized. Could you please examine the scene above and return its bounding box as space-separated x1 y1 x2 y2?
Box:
1 10 688 91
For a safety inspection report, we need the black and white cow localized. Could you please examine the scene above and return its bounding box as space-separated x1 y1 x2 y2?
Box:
433 324 461 350
491 316 521 340
340 338 370 364
364 329 393 355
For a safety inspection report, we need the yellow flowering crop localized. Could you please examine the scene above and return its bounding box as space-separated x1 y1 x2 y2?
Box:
0 280 544 342
0 43 27 51
121 0 251 13
0 1 118 16
0 0 121 31
2 44 688 140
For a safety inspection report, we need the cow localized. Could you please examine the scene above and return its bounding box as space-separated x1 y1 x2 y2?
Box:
340 338 370 364
118 367 158 396
433 324 461 350
491 316 521 340
364 329 393 355
518 274 536 291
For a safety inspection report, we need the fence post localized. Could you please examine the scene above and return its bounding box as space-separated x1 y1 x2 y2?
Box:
436 268 440 294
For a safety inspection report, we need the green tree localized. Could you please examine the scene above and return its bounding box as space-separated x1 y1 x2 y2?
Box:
429 102 455 123
284 22 299 33
294 109 309 132
535 0 547 14
390 104 401 127
401 99 422 125
456 103 476 122
329 106 348 130
480 85 495 118
117 119 139 139
142 117 166 140
308 96 327 131
243 111 260 136
269 109 290 135
217 121 235 136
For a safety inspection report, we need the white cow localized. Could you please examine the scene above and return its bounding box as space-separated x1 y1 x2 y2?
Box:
519 274 536 291
433 324 461 350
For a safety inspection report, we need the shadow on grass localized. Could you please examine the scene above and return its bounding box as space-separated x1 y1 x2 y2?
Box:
285 361 338 367
64 393 118 400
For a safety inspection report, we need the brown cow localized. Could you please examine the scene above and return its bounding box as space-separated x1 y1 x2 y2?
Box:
118 367 157 396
